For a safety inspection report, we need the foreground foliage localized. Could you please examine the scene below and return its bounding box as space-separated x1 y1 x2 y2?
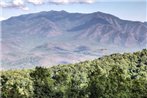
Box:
1 49 147 98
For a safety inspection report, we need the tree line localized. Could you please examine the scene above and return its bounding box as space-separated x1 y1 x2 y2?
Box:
1 49 147 98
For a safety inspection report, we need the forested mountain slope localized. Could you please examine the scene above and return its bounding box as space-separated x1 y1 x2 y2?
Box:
1 49 147 98
2 10 147 69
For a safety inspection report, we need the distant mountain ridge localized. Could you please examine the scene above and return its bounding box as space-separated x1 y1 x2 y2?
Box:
1 10 147 69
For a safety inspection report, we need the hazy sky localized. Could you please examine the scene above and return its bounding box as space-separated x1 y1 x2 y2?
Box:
0 0 146 22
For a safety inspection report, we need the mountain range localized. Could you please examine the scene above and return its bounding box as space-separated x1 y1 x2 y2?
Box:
1 10 147 69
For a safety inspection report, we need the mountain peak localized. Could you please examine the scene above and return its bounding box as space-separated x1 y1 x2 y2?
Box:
92 11 120 20
49 10 68 13
2 10 146 69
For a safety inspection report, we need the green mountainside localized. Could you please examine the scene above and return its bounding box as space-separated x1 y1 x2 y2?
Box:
1 49 147 98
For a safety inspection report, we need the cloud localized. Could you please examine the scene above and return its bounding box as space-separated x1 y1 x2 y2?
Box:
0 0 95 10
13 0 24 6
0 16 6 21
28 0 45 5
1 0 144 10
27 0 95 5
47 0 95 4
0 0 29 10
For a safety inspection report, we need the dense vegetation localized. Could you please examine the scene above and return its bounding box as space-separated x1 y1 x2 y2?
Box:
1 49 147 98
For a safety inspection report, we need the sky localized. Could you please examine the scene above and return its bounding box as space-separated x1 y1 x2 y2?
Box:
0 0 146 22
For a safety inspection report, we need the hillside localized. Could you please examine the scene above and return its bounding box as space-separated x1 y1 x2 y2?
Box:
1 10 147 69
1 49 147 98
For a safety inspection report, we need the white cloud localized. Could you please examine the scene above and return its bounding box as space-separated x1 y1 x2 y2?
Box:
47 0 95 4
0 1 10 7
0 0 29 10
0 0 24 7
21 6 29 10
0 0 96 10
28 0 45 5
1 0 144 10
27 0 95 5
13 0 24 6
0 16 6 21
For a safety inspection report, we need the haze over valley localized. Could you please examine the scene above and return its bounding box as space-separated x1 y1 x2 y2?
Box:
1 10 147 69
